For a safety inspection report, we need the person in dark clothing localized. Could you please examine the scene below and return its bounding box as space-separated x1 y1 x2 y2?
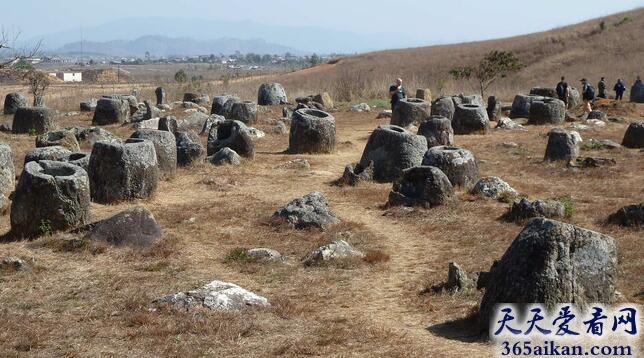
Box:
389 78 406 111
556 76 569 107
597 77 607 98
614 79 626 101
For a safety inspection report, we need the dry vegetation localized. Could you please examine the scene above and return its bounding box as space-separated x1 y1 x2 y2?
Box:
0 8 643 357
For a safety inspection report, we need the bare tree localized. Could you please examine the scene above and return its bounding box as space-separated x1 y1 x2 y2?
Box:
23 69 50 106
0 28 42 70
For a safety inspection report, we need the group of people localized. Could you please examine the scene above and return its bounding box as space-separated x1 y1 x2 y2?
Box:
388 75 641 114
556 75 640 114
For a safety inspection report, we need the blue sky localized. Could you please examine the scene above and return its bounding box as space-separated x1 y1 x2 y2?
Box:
4 0 644 47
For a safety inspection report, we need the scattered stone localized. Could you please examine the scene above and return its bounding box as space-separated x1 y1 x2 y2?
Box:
207 120 255 158
586 119 606 127
544 128 580 162
387 166 455 208
178 111 210 133
276 159 310 170
431 96 455 120
12 107 57 134
447 262 470 292
587 110 607 121
0 257 26 271
208 147 241 166
470 176 518 200
422 146 479 188
312 92 334 109
131 118 160 130
88 139 159 203
3 93 27 114
577 156 616 168
11 161 90 238
246 248 283 262
303 240 364 266
153 280 269 311
288 108 336 154
80 98 97 112
585 138 621 150
93 98 130 125
478 218 617 327
200 114 226 135
622 121 644 148
452 103 490 134
0 123 12 132
502 198 565 223
273 192 339 229
417 116 454 147
271 120 288 135
257 83 288 105
175 131 205 166
569 123 592 131
358 125 427 182
502 141 519 148
607 203 643 227
0 142 15 213
337 161 374 186
350 103 371 112
230 101 258 124
130 129 177 177
496 117 526 130
390 98 431 128
24 146 72 164
247 127 265 139
35 129 80 152
528 98 566 124
81 206 161 247
376 110 392 119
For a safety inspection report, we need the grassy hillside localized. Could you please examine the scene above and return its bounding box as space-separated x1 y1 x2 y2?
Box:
255 7 644 102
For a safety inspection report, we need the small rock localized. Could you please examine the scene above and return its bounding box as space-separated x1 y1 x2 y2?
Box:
577 157 616 168
502 142 519 148
80 206 162 248
208 147 241 166
271 121 288 135
585 138 621 150
275 159 310 170
247 127 265 139
447 262 469 292
502 198 565 223
607 203 643 227
336 161 374 186
376 110 392 119
350 103 371 112
1 257 26 271
273 192 339 229
246 248 283 262
471 176 518 200
496 117 526 130
303 240 364 266
153 280 269 311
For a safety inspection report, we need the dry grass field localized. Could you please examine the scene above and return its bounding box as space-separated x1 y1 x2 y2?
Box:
0 98 642 356
0 8 643 357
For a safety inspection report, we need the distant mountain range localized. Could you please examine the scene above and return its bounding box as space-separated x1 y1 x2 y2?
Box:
29 17 419 56
55 35 300 57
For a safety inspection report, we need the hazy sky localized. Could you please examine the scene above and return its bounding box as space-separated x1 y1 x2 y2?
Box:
5 0 644 45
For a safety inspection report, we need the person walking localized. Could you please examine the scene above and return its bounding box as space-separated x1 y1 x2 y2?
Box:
614 79 626 101
389 78 406 111
556 76 569 107
580 78 595 114
597 77 607 98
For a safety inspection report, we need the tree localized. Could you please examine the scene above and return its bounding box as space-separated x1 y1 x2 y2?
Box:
23 69 50 106
174 69 188 84
449 50 524 98
0 29 42 71
309 53 322 67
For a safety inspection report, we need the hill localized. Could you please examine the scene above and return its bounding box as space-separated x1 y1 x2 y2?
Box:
261 7 644 102
55 35 301 57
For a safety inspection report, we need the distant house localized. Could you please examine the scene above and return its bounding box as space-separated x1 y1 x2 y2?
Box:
48 72 83 82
